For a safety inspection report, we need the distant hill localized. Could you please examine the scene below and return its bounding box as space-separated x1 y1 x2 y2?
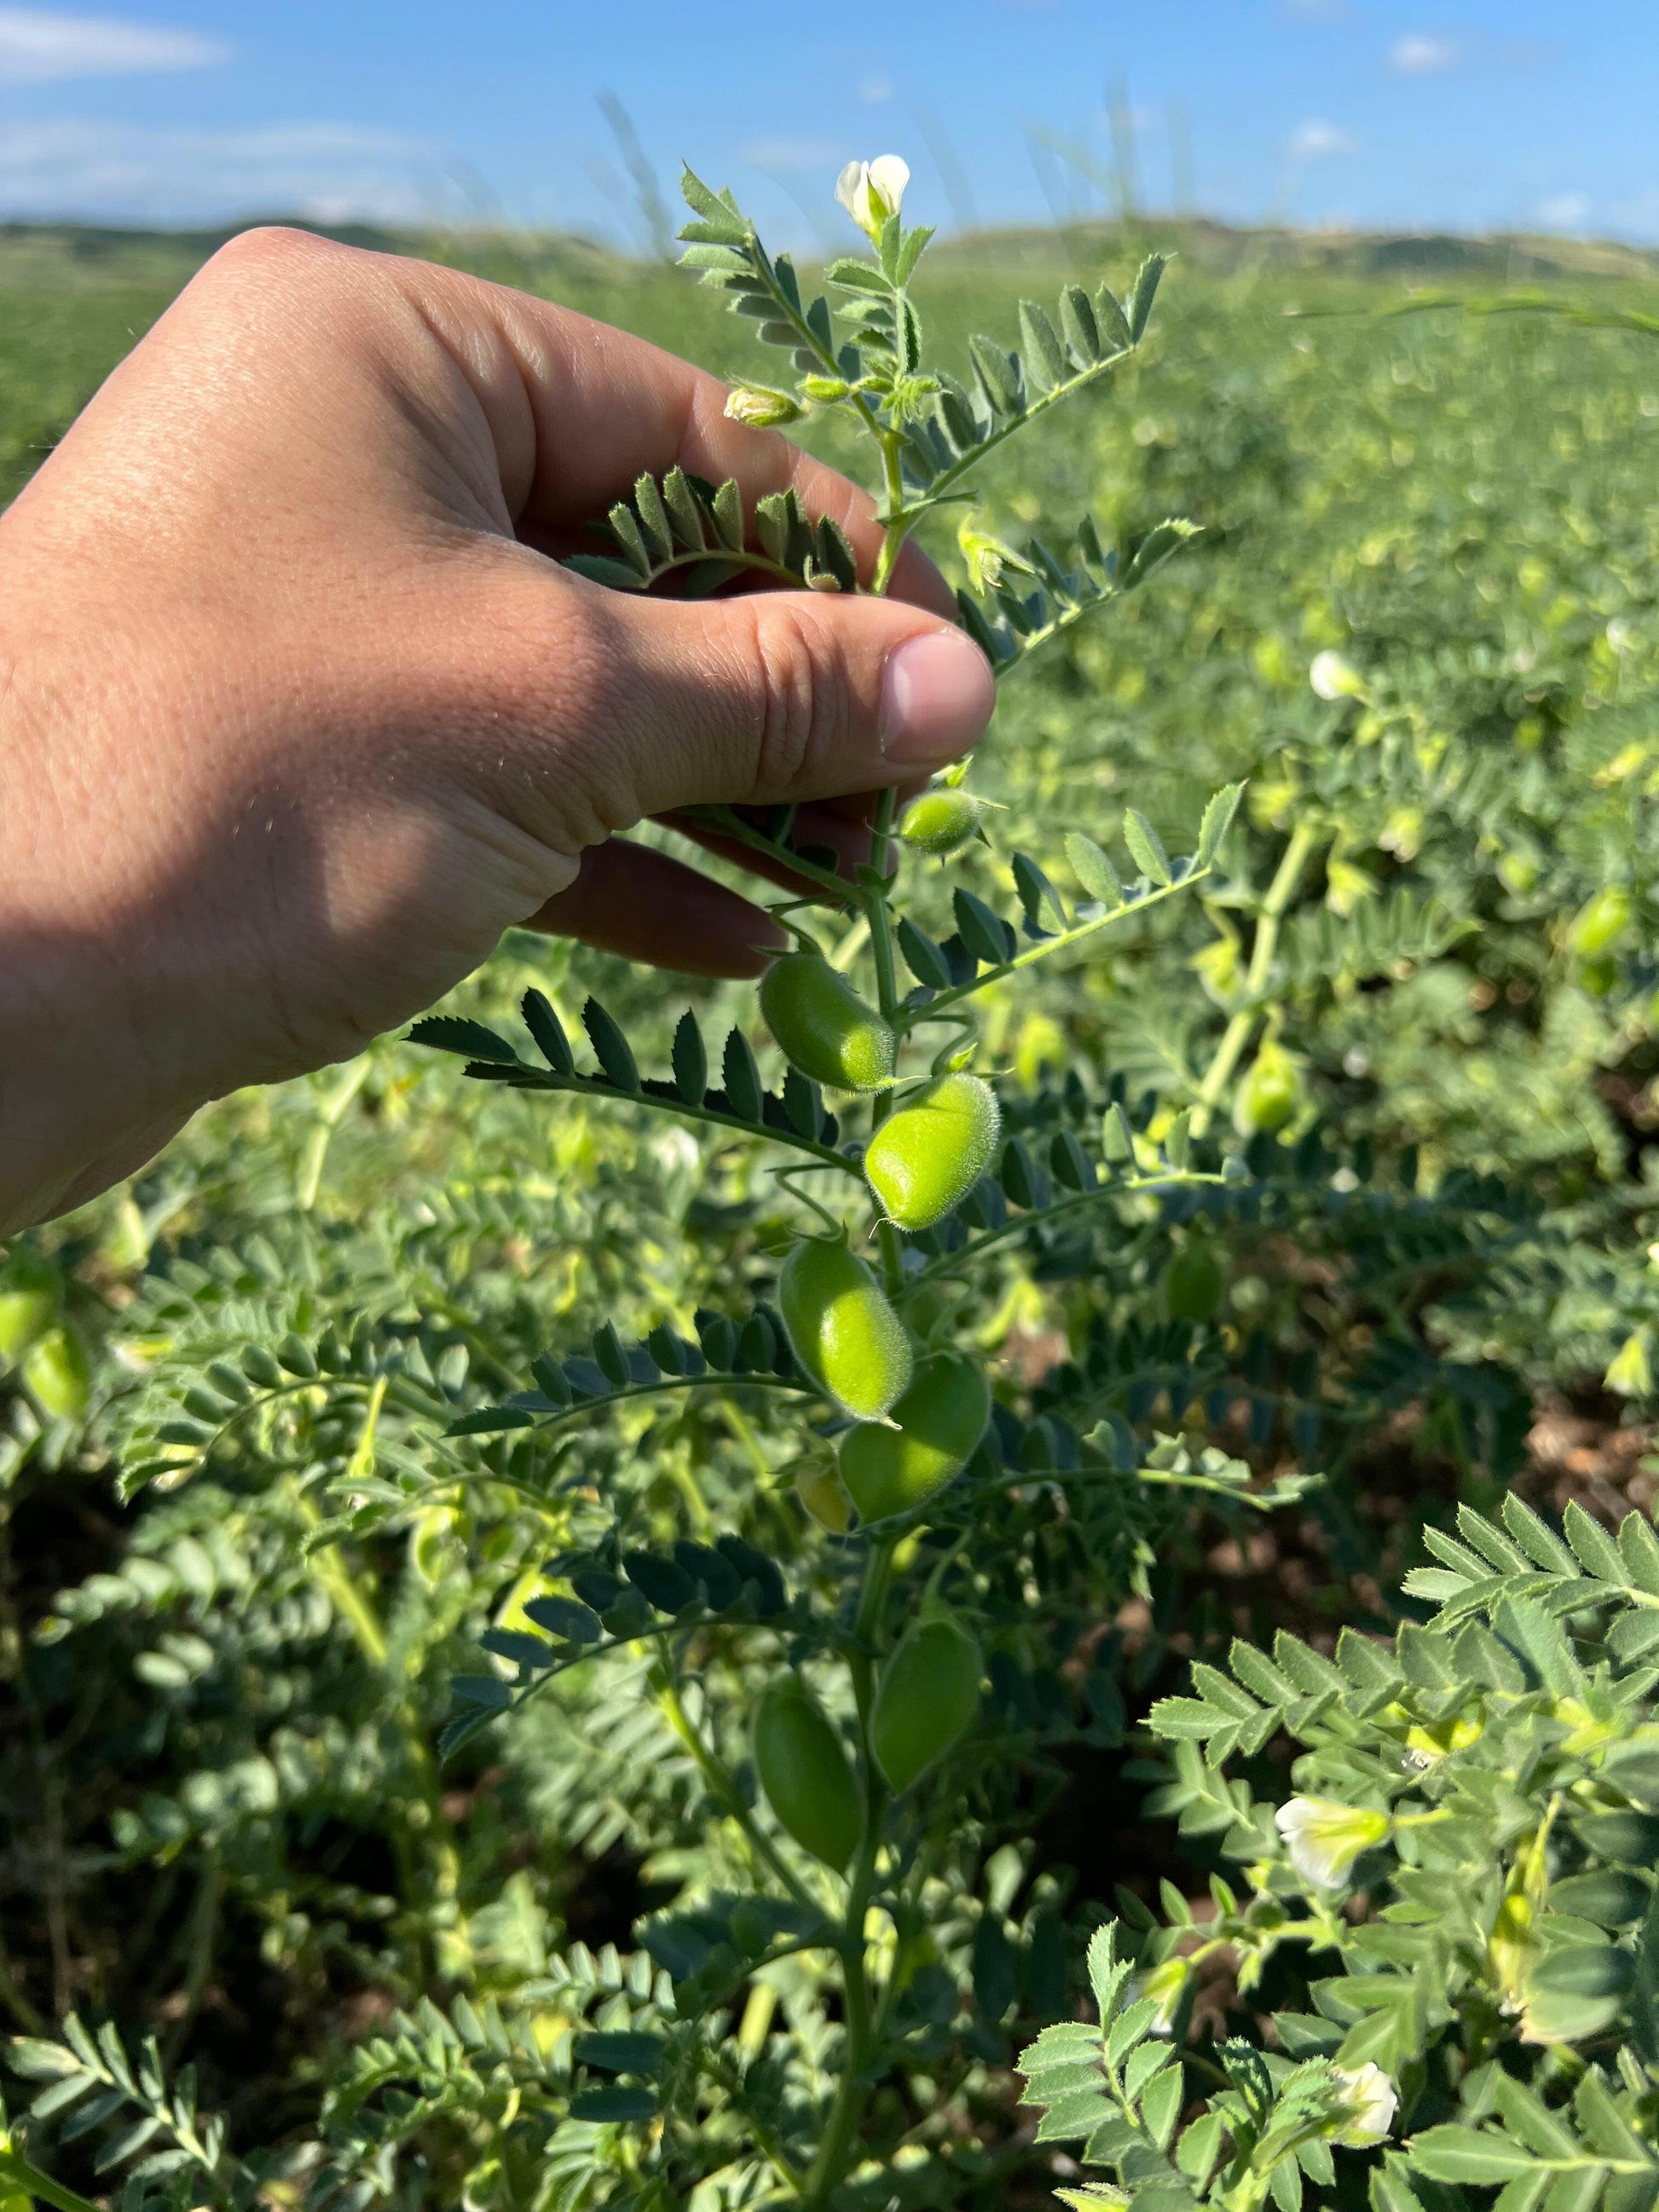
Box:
0 212 1651 295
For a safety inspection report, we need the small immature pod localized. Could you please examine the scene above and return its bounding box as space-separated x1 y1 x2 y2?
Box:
759 954 897 1094
0 1249 60 1360
864 1074 1002 1231
22 1322 90 1424
899 788 983 858
795 1461 855 1533
778 1233 913 1420
1569 885 1633 960
837 1352 991 1523
753 1675 862 1872
1233 1042 1302 1137
872 1615 983 1793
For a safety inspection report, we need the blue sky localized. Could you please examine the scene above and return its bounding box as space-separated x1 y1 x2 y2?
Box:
0 0 1653 245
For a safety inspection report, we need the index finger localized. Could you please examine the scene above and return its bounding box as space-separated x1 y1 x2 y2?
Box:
402 262 957 615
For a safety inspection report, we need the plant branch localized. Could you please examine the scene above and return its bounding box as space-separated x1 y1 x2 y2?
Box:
899 868 1210 1026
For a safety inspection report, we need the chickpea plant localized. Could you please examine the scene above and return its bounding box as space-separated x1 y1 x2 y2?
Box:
383 154 1256 2208
0 156 1362 2212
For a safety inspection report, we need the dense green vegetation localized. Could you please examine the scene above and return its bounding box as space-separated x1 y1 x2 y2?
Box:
5 201 1659 2212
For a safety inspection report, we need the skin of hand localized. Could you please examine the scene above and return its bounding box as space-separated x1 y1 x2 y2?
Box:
0 227 995 1234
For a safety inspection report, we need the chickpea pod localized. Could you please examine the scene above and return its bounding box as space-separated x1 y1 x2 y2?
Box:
1233 1042 1302 1137
871 1616 983 1793
753 1675 862 1873
760 953 897 1094
837 1352 991 1523
778 1232 913 1420
863 1073 1001 1231
898 788 984 858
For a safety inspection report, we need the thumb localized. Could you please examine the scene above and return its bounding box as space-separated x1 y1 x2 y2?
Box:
481 566 997 845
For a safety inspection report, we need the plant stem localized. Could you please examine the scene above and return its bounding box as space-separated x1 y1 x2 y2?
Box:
0 2146 103 2212
1188 820 1321 1138
297 1054 373 1211
800 1538 895 2208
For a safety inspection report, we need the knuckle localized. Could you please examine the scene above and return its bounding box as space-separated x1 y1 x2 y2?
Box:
746 600 847 796
199 222 338 287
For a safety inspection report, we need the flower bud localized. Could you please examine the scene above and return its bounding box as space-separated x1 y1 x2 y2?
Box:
801 373 851 403
724 385 804 428
835 155 910 243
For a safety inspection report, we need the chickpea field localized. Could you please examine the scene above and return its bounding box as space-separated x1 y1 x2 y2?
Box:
8 198 1659 2212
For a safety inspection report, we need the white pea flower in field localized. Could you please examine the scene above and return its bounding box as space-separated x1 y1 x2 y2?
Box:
836 154 910 241
1274 1795 1389 1888
1309 648 1364 701
1331 2062 1398 2147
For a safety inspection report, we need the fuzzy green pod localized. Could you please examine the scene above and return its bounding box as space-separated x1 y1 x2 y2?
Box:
871 1617 982 1793
778 1233 912 1420
864 1074 1001 1231
23 1323 90 1424
0 1249 61 1360
1233 1043 1301 1138
899 789 983 858
1569 886 1633 960
759 954 896 1093
837 1353 991 1523
753 1675 862 1872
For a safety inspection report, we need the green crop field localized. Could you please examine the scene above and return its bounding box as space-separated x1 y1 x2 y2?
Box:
6 205 1659 2212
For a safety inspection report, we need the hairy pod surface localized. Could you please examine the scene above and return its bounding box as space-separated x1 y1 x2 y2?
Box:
864 1074 1001 1231
759 954 897 1094
899 788 983 857
778 1233 913 1420
0 1249 60 1360
872 1616 983 1793
23 1322 90 1423
837 1352 991 1523
752 1675 862 1872
1233 1042 1302 1137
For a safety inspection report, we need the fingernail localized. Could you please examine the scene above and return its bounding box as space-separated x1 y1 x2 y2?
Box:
880 630 995 765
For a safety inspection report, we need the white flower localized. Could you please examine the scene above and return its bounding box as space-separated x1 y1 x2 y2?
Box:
1331 2062 1397 2147
1274 1796 1389 1888
835 154 910 242
1309 649 1364 701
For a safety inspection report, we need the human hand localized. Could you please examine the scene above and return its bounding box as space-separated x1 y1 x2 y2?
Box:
0 228 994 1231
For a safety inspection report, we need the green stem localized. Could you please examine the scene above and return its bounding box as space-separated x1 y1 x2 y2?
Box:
870 437 910 592
1188 820 1321 1139
904 1166 1229 1291
801 1539 895 2208
900 869 1208 1028
297 1055 373 1211
497 1062 867 1179
887 344 1135 523
0 2146 104 2212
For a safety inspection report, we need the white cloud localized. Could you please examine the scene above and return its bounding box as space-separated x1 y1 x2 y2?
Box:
1390 33 1460 72
1289 119 1357 160
0 6 224 81
0 119 439 223
1537 192 1590 231
858 72 893 104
